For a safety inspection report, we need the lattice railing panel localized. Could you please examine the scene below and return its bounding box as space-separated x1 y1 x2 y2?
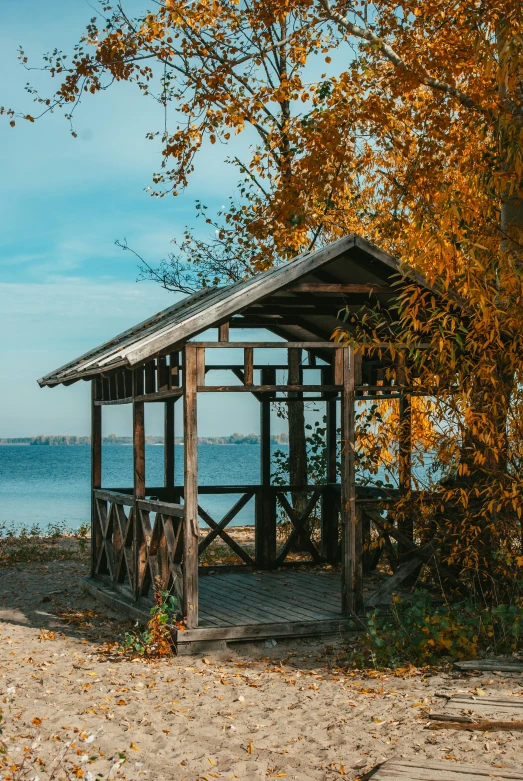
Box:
136 499 184 604
93 490 135 590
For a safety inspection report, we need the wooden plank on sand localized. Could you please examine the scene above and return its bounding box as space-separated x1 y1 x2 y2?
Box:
454 659 523 673
365 758 523 780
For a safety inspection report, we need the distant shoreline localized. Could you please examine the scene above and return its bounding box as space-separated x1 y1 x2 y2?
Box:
0 433 289 447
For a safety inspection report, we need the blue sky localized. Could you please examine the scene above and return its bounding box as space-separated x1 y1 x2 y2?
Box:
0 0 281 438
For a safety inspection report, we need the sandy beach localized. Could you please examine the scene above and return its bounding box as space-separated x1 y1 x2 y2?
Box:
1 554 523 780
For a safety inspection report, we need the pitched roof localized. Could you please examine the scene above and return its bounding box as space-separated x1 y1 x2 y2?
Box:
38 234 428 387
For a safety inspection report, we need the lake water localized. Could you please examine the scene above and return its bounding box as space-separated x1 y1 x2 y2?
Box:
0 444 286 531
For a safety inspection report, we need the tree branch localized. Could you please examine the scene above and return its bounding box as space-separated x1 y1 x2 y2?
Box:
318 0 482 112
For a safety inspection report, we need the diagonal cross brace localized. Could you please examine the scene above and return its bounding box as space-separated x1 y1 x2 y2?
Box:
276 489 323 565
198 492 254 555
197 502 255 566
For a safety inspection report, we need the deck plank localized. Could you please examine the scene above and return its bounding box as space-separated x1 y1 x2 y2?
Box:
202 580 333 625
217 573 341 621
225 571 341 608
202 578 320 623
198 570 345 628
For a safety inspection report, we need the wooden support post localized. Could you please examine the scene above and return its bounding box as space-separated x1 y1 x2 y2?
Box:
341 346 362 614
334 348 344 385
218 322 229 342
196 346 206 387
321 366 338 562
397 351 413 557
256 368 276 569
288 348 308 550
183 345 199 629
158 356 169 391
132 391 145 600
164 399 175 496
244 347 254 386
170 352 180 388
91 379 102 578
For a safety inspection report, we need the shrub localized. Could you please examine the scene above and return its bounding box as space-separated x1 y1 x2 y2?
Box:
363 589 523 667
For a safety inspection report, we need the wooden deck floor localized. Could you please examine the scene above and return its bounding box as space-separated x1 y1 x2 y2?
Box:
198 570 343 627
84 569 356 652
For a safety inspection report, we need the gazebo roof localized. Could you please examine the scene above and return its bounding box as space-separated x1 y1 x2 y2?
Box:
38 234 429 388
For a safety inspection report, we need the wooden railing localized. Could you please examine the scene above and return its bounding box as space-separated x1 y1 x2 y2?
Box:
92 489 185 608
92 490 134 589
135 498 185 604
91 484 401 627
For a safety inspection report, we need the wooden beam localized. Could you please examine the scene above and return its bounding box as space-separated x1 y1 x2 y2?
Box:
321 366 338 562
341 346 362 614
197 384 340 393
256 367 276 569
170 351 180 388
91 380 102 579
283 283 391 294
218 322 230 342
191 341 340 349
134 388 184 403
132 397 145 600
183 344 199 629
288 347 310 552
243 347 254 386
196 346 206 387
164 398 175 490
334 348 344 386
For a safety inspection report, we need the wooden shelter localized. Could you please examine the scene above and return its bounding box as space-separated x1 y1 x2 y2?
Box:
38 234 432 653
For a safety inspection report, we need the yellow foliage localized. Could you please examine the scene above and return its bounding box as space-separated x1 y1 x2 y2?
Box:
17 0 523 589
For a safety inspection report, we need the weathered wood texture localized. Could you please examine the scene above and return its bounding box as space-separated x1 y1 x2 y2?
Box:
164 398 175 489
365 758 523 780
454 659 523 673
196 570 345 629
321 366 338 562
341 346 362 613
183 345 199 628
40 234 431 387
432 694 523 728
256 367 276 569
91 380 102 578
91 489 185 603
133 399 145 599
429 719 523 732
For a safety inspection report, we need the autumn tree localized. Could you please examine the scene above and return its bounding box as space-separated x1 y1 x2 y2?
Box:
9 0 523 592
